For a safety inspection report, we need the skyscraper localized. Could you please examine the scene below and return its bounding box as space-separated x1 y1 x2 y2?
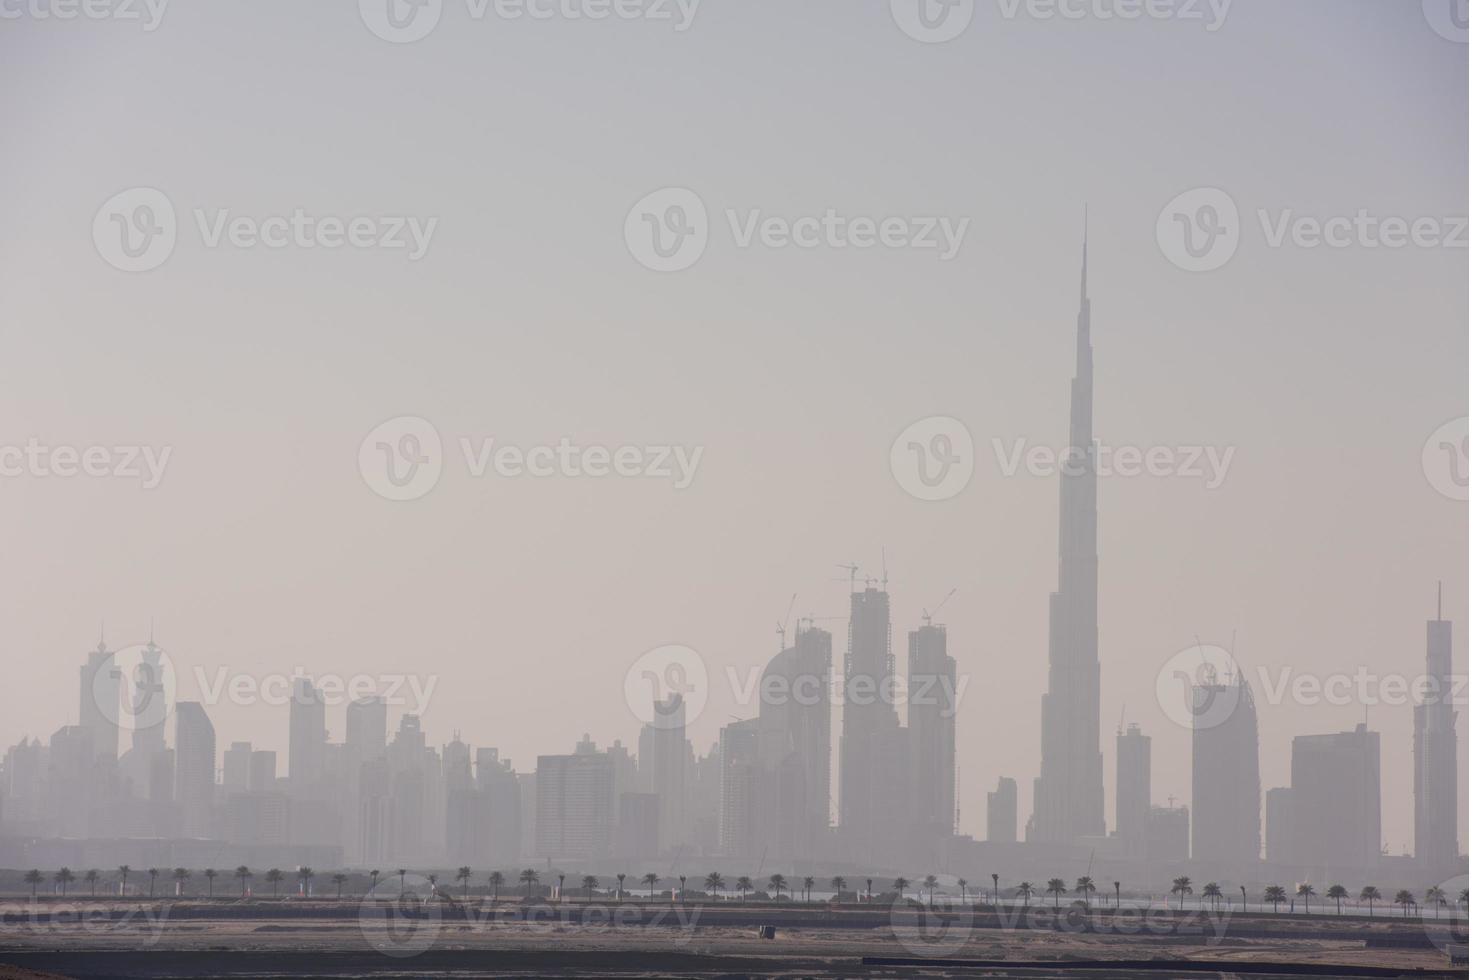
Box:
346 696 388 759
1115 723 1150 858
288 678 327 795
1415 585 1458 869
1029 230 1105 844
1289 725 1381 876
79 638 119 763
644 694 689 854
986 776 1017 844
759 623 832 857
1191 673 1261 865
535 737 613 860
907 623 956 839
174 701 216 839
839 582 908 857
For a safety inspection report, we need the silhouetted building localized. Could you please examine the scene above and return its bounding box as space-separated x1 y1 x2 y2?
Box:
535 737 613 860
1147 804 1189 863
288 679 327 795
79 639 119 763
759 624 833 858
617 792 659 859
1415 586 1458 870
908 623 957 839
987 776 1017 843
1290 725 1381 876
1116 723 1150 858
222 742 252 794
1265 786 1293 865
1191 673 1260 865
174 702 215 838
1030 234 1105 844
839 583 908 857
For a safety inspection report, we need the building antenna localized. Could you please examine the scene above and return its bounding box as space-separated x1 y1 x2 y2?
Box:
881 547 889 591
1439 580 1444 621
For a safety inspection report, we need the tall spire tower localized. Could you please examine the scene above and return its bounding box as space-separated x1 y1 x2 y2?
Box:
1028 222 1106 844
1415 583 1457 869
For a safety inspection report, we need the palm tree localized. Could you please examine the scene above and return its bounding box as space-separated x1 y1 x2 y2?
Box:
1075 876 1096 908
457 867 474 901
735 876 752 901
298 868 314 898
924 875 940 906
118 866 131 897
235 866 253 896
1016 882 1035 908
830 876 847 899
582 875 599 898
678 875 687 900
957 878 968 905
802 876 815 903
1296 883 1316 914
520 868 540 896
203 869 218 899
147 868 159 898
769 874 788 900
1046 878 1066 909
1395 889 1416 917
641 872 659 898
332 873 349 900
55 868 75 897
1202 882 1222 911
488 871 504 902
397 869 409 896
704 872 725 900
427 873 439 895
1327 885 1348 914
893 877 911 901
616 873 627 900
557 874 566 900
1459 888 1469 914
264 869 283 898
369 870 380 895
84 870 100 897
1170 876 1193 909
1427 886 1448 918
1265 885 1286 912
172 868 191 896
23 870 42 898
1360 885 1381 917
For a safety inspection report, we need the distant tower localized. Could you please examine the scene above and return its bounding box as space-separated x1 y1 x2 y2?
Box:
1191 673 1261 864
1029 223 1106 844
288 678 327 796
1115 723 1151 858
907 622 957 839
839 580 907 856
79 634 119 763
174 701 216 839
1415 584 1458 869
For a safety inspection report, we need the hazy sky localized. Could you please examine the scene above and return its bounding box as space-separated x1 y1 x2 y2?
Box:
2 0 1467 855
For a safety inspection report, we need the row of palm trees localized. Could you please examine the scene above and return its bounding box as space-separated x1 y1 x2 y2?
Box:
16 866 352 900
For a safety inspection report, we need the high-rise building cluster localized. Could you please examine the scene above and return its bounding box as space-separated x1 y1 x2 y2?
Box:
0 238 1457 886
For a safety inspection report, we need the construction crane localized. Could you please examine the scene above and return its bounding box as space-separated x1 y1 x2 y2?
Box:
835 562 860 592
921 587 957 627
774 593 797 650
